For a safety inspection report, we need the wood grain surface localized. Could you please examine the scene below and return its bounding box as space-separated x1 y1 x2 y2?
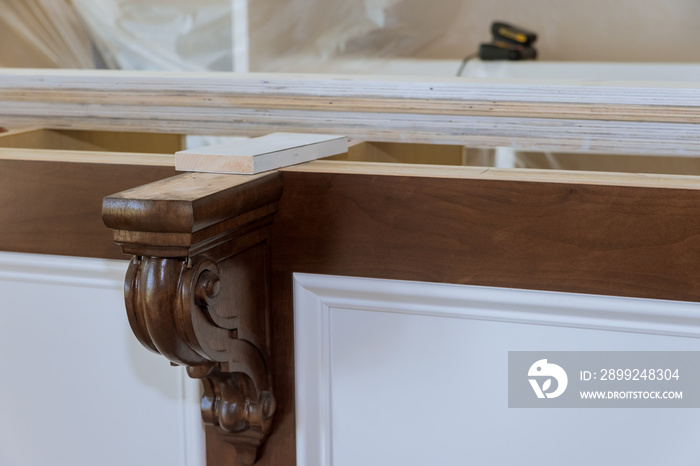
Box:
0 147 175 166
103 171 283 257
285 160 700 189
0 159 177 259
271 166 700 303
206 271 297 466
103 167 287 466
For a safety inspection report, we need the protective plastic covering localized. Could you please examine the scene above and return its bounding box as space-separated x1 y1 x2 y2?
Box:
0 0 95 68
71 0 235 71
5 0 700 72
67 0 443 73
246 0 462 72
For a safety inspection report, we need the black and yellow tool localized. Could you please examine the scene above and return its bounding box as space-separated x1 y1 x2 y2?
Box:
457 21 538 76
480 21 538 61
490 21 537 47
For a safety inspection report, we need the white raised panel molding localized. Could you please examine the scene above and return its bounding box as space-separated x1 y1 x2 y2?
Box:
0 251 205 466
293 273 700 466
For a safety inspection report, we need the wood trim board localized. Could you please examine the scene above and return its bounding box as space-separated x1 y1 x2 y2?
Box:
175 133 348 174
0 147 175 166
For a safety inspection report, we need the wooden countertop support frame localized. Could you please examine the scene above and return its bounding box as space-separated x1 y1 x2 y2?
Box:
103 171 283 465
103 160 700 465
274 161 700 303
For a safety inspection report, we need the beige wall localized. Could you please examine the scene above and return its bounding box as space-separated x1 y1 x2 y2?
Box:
3 0 696 69
250 0 700 64
422 0 700 62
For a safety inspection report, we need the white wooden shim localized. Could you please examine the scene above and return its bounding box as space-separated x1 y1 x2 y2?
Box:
175 133 348 174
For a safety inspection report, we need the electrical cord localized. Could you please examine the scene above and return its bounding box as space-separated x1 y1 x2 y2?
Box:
456 52 478 77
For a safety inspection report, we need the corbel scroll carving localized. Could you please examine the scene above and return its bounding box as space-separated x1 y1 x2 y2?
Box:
103 172 283 465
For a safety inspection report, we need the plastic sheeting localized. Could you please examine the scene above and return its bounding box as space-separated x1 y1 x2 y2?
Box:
68 0 425 72
71 0 234 71
63 0 465 73
247 0 460 71
0 0 95 68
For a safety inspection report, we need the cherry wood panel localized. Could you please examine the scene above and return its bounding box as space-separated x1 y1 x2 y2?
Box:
271 168 700 304
206 271 297 466
0 160 177 259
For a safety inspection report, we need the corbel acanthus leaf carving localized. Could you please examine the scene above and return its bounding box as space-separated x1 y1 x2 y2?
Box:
103 171 282 465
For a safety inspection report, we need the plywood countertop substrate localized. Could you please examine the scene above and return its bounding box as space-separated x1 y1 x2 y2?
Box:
176 133 347 174
3 69 700 156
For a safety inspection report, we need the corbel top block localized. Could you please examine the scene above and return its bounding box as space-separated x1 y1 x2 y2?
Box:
102 171 283 257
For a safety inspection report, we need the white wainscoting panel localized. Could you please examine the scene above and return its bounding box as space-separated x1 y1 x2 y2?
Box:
294 273 700 466
0 251 205 466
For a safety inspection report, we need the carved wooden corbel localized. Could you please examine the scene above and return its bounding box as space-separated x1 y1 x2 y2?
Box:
103 171 283 465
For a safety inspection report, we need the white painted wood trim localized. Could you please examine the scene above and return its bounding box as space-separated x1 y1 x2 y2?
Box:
0 251 205 466
230 0 249 73
294 276 333 466
293 273 700 466
176 133 347 174
0 251 128 289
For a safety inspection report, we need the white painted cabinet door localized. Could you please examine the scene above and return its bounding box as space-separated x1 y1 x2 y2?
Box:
294 274 700 466
0 252 205 466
